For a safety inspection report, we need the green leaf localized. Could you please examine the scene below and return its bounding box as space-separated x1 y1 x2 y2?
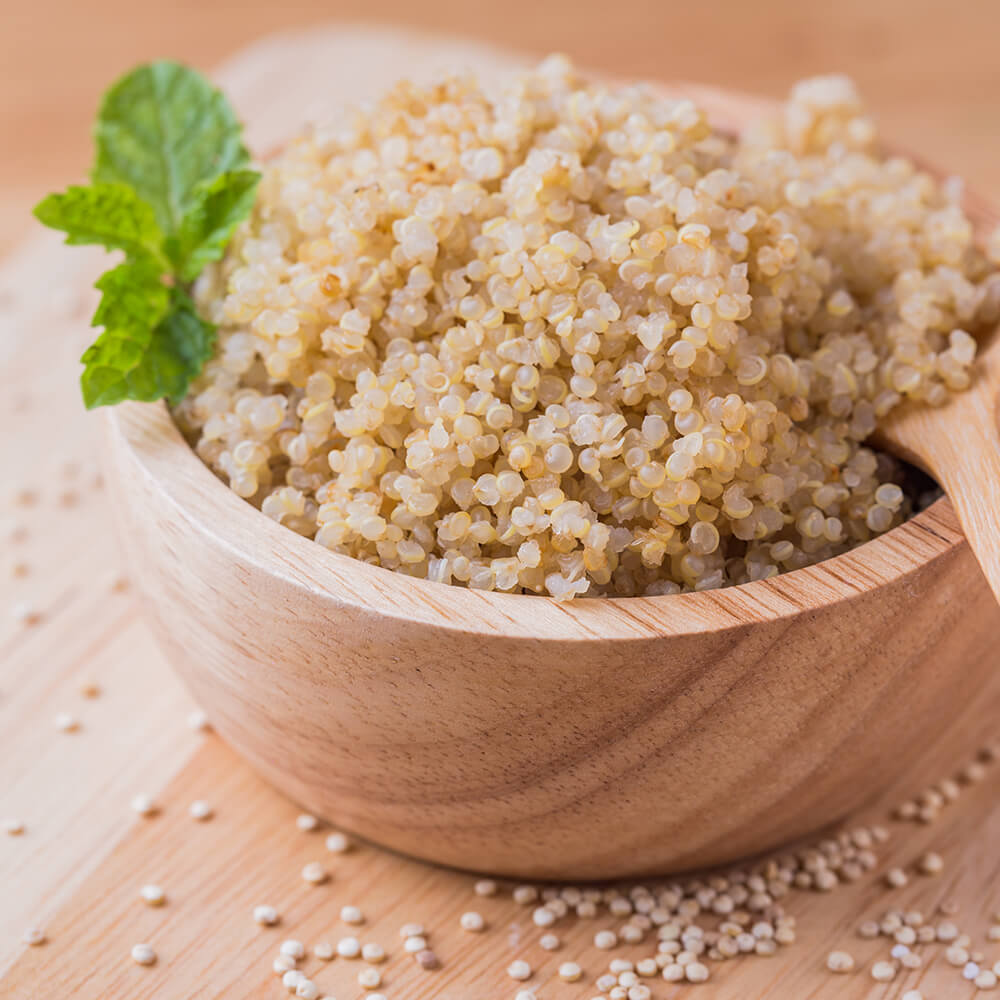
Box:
33 183 167 265
38 60 257 408
81 288 215 409
92 258 171 335
92 61 251 236
166 168 260 281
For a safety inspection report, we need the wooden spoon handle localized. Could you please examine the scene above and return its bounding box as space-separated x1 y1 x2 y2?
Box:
904 344 1000 605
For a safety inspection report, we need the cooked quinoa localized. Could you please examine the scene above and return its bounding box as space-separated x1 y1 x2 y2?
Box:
176 57 1000 600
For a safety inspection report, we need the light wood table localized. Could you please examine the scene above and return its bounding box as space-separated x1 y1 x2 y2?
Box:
2 21 1000 1000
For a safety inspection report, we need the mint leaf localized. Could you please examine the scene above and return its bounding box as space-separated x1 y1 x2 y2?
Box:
36 60 258 408
80 258 172 408
92 258 171 335
33 183 167 266
93 61 251 235
139 290 217 403
167 168 260 281
81 288 215 409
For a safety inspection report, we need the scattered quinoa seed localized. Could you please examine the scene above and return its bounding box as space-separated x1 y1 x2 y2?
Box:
130 794 157 817
11 601 39 625
325 831 351 853
415 949 439 969
139 884 166 907
938 922 961 942
253 905 279 926
558 961 582 982
131 943 157 966
301 861 327 884
686 962 710 983
362 942 386 963
539 933 560 950
22 928 46 946
280 940 306 960
474 879 498 896
3 819 25 836
508 959 532 980
946 945 971 966
918 851 944 875
189 800 213 821
313 942 335 961
871 960 896 982
826 950 855 972
53 712 79 732
341 905 364 924
337 936 361 958
358 967 382 989
296 814 319 832
460 911 485 932
885 867 908 888
187 709 210 731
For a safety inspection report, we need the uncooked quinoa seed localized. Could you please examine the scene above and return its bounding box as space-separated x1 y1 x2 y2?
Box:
508 959 533 980
301 861 327 884
254 904 280 926
177 58 1000 600
130 794 157 817
189 800 213 821
131 943 157 966
139 884 166 907
826 950 855 972
325 831 351 853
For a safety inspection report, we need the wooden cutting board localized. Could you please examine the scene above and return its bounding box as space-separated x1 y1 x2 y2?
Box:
3 25 1000 1000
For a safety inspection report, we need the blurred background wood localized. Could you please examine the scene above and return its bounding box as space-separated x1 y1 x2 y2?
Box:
3 0 999 257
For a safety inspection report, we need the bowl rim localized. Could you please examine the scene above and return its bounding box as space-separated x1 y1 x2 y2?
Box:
105 400 966 642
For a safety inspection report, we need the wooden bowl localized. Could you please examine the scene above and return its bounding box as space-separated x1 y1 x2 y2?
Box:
103 400 1000 880
100 86 1000 880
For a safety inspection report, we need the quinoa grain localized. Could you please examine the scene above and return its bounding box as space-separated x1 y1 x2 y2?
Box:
177 61 1000 601
826 950 855 972
131 943 156 966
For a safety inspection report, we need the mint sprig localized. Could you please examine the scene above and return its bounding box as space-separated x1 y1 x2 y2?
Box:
33 61 260 409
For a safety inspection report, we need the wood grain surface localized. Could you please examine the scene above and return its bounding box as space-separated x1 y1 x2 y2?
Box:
3 20 1000 1000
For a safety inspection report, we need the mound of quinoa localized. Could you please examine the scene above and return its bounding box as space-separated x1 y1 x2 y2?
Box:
176 57 1000 600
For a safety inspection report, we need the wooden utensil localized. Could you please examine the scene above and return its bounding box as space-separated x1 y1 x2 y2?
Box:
875 214 1000 604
